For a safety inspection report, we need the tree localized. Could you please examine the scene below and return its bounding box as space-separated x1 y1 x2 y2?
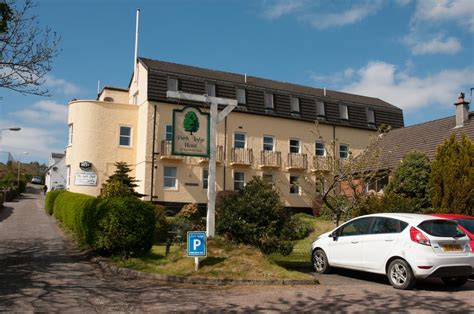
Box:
0 0 60 96
386 150 431 211
430 134 473 215
183 111 199 135
101 162 140 198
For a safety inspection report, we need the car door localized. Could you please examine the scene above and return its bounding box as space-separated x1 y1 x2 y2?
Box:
327 217 374 268
361 217 408 271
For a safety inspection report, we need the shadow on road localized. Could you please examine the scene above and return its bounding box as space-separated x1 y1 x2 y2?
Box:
0 206 13 223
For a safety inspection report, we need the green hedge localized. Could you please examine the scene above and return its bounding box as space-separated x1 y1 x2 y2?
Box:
53 191 98 245
45 190 66 215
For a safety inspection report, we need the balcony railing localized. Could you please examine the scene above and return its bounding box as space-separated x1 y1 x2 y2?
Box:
199 145 224 164
311 156 331 172
259 150 281 169
230 148 253 166
286 153 307 170
160 141 183 161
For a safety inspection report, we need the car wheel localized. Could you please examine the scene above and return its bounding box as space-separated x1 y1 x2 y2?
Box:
387 259 416 290
442 276 468 287
312 249 331 274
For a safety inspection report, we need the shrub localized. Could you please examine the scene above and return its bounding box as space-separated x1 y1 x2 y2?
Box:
216 177 294 255
153 204 169 243
352 193 418 218
19 180 27 193
45 189 66 215
177 203 205 231
289 213 314 240
93 197 155 257
99 179 135 198
53 191 98 245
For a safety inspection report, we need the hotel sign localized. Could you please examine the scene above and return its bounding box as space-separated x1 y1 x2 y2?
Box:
172 106 210 157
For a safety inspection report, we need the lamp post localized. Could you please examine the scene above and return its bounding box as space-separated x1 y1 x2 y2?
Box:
17 152 29 194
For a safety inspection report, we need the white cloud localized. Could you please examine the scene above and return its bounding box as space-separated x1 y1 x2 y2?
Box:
45 74 80 95
402 33 462 55
413 0 474 32
311 67 355 85
12 100 68 125
263 0 307 19
342 61 473 112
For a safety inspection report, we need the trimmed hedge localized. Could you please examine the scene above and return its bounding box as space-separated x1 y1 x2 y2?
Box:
45 190 66 215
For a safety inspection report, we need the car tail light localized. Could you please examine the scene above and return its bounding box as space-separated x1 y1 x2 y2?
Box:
410 227 431 246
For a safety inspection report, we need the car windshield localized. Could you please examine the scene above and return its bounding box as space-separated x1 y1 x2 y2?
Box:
418 220 465 238
456 219 474 234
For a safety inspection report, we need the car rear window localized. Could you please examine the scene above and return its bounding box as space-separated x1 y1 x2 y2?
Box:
457 219 474 234
418 220 464 237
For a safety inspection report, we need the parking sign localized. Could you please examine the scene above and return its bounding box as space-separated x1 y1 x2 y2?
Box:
187 231 207 257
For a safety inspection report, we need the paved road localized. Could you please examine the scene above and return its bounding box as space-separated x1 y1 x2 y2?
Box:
0 186 473 312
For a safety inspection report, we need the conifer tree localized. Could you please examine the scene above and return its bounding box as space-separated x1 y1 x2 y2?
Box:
430 134 473 215
101 162 140 198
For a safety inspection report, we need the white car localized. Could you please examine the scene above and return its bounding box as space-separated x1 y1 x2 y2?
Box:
311 213 474 289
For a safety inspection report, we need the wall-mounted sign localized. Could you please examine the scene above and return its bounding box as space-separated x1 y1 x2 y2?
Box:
172 106 210 157
75 172 97 186
79 161 92 171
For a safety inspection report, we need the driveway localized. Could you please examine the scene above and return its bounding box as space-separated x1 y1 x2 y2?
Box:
0 185 473 312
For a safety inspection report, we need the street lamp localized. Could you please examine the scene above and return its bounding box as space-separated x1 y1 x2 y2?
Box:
18 152 29 194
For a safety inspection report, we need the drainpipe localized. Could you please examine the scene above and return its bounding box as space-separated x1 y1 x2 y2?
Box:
150 104 157 201
223 116 227 190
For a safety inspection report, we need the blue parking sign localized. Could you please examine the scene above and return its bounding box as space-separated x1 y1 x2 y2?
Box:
187 231 207 257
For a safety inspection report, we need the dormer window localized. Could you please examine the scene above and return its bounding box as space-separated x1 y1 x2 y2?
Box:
264 92 274 112
367 109 375 126
290 97 300 115
340 104 349 120
206 82 216 97
316 101 325 117
237 88 246 105
168 77 178 92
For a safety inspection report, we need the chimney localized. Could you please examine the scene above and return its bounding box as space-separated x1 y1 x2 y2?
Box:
454 92 470 128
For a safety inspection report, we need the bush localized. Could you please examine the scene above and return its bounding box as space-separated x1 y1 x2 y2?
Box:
177 203 205 231
153 205 169 243
19 180 27 193
45 189 66 215
93 197 155 257
289 213 314 240
99 179 135 198
0 191 4 207
53 191 98 245
352 193 418 218
216 177 294 255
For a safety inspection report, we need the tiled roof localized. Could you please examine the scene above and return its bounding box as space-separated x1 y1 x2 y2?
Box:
51 152 65 159
377 113 474 170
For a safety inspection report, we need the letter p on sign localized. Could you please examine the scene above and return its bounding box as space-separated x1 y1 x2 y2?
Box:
193 239 201 251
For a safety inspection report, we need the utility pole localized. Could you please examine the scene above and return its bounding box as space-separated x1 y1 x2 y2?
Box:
17 152 29 194
167 91 237 237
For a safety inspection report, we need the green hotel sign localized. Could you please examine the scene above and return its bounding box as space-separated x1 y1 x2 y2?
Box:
172 106 210 157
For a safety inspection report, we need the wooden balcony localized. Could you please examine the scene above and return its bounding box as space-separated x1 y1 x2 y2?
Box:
286 153 307 171
160 141 183 161
311 156 331 172
259 150 281 169
230 148 253 166
199 145 224 164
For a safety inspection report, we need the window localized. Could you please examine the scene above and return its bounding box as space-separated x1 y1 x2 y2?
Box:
418 220 464 237
165 124 173 142
339 217 374 237
237 88 246 105
289 138 300 154
132 92 138 105
315 142 325 157
234 132 246 149
366 175 388 192
264 92 274 110
163 166 177 189
119 126 132 147
367 109 375 125
168 77 178 91
339 144 349 159
66 165 71 188
290 176 300 194
316 101 325 117
371 218 408 234
263 136 274 151
68 124 73 145
234 172 245 190
262 172 273 183
203 169 208 189
290 97 300 113
206 82 216 97
339 104 348 120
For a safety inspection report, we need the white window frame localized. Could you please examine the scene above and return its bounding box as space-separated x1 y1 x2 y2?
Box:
165 124 173 143
234 171 245 191
263 135 274 151
234 132 246 149
340 144 349 159
163 166 177 190
264 92 274 110
68 124 73 146
237 87 246 105
203 168 208 189
316 101 325 117
206 82 216 97
289 138 301 154
315 142 325 157
66 165 71 188
167 77 178 91
290 97 300 113
118 125 132 147
340 104 349 120
290 175 300 195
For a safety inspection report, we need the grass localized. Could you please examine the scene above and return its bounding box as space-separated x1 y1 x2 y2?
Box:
109 215 335 280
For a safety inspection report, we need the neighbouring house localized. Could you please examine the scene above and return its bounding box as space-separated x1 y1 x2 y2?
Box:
367 93 473 193
65 57 404 212
45 152 66 191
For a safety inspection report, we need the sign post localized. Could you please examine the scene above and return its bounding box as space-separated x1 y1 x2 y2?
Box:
187 231 207 271
167 91 237 237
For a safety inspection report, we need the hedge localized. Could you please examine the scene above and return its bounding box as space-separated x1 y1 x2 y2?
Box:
45 190 66 215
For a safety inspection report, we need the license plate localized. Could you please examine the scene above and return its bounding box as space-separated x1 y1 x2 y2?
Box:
442 244 463 252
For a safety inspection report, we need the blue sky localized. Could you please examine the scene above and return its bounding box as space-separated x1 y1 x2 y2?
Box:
0 0 473 163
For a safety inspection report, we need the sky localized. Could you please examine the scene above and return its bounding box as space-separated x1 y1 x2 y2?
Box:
0 0 473 163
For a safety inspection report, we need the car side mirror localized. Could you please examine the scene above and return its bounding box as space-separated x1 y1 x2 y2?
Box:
330 231 338 241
